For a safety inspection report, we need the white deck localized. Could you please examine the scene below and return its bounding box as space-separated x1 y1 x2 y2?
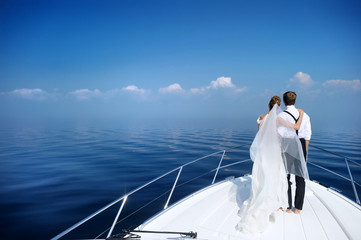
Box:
137 176 361 240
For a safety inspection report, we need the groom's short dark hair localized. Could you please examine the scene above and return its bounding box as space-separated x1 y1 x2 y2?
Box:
283 91 297 105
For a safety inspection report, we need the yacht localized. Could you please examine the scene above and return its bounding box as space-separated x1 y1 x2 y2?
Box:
51 144 361 240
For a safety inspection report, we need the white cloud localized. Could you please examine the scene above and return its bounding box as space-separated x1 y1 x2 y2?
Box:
69 86 147 100
234 86 248 93
289 72 314 88
159 83 184 94
189 86 209 94
191 76 247 94
122 85 146 94
70 89 102 100
190 88 203 94
12 88 49 100
210 77 235 89
6 78 250 102
322 79 361 91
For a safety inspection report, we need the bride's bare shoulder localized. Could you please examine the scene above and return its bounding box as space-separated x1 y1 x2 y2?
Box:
259 113 268 121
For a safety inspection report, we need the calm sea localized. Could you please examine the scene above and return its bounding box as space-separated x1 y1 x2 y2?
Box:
0 127 360 239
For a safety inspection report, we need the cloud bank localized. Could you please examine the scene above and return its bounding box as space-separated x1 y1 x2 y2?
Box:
4 75 359 102
69 85 147 100
11 88 49 100
286 72 360 94
323 79 361 91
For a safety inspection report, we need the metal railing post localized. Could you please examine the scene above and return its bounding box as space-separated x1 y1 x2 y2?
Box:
344 158 360 204
212 150 226 184
164 167 183 209
107 195 128 238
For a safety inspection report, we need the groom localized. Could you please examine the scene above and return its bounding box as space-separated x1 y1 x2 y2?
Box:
279 91 312 214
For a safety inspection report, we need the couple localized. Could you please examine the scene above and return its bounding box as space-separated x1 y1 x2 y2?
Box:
236 91 312 233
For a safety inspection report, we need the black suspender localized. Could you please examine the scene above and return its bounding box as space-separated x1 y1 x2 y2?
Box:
284 110 299 135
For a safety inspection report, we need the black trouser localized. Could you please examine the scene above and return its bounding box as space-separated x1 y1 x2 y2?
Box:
287 138 307 210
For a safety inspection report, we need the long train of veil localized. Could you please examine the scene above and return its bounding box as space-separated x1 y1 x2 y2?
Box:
236 104 309 233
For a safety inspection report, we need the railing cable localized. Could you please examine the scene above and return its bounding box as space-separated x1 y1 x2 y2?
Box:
310 144 361 167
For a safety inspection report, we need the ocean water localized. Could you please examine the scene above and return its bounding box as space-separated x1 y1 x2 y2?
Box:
0 127 360 240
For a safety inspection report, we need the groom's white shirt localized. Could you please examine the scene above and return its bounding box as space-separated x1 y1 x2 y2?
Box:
278 105 312 140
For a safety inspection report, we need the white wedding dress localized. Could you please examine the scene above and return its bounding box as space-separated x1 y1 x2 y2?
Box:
236 105 308 233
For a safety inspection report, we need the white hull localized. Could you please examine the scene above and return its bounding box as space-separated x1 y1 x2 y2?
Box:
137 175 361 240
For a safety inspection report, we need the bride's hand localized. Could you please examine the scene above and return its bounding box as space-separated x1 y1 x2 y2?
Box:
298 109 304 115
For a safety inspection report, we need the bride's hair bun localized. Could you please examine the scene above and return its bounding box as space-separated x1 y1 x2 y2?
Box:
269 96 281 110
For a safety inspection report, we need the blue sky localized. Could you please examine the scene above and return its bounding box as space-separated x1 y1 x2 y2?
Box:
1 0 360 132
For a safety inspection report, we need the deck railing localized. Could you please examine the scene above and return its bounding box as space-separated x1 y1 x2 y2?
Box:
51 143 360 240
308 144 361 204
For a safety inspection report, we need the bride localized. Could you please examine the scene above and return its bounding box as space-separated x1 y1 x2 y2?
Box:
236 96 308 233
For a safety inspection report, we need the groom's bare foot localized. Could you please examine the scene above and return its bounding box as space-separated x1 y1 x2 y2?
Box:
286 208 292 213
294 208 301 214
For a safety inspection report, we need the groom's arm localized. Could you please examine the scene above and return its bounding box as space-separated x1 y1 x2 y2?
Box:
303 114 312 152
305 140 310 151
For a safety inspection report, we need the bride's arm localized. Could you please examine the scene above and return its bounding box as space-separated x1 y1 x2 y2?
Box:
277 110 304 130
257 113 268 130
293 109 304 130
